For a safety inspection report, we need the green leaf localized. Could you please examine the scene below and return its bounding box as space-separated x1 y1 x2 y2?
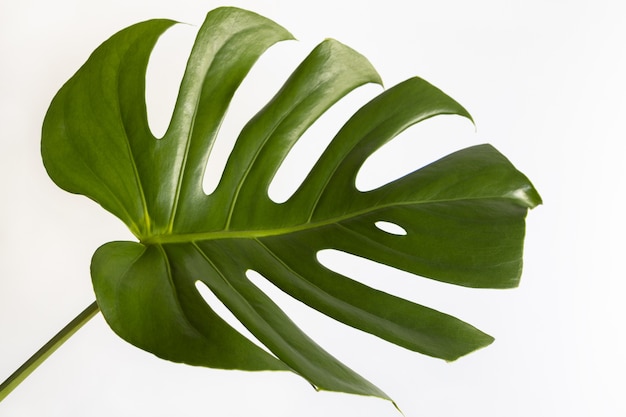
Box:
41 6 541 401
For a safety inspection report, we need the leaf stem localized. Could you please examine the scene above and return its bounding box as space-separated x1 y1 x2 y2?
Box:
0 301 99 402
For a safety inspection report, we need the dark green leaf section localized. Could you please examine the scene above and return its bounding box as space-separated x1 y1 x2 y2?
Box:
42 8 295 237
41 18 177 236
200 237 494 361
91 241 287 370
42 6 541 401
167 243 389 398
331 143 541 288
173 37 383 233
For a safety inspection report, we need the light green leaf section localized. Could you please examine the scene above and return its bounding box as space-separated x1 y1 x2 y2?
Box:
41 6 541 400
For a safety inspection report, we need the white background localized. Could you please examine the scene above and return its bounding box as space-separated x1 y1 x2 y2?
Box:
1 1 624 416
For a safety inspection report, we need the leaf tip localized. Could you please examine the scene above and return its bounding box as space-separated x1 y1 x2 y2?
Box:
507 183 543 209
320 37 383 87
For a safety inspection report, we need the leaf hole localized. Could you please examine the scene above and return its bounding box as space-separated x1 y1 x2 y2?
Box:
316 250 430 295
355 115 473 192
203 42 304 195
145 23 195 139
316 249 494 321
268 83 381 203
374 221 407 236
316 249 407 294
244 270 323 326
194 280 273 356
245 270 367 351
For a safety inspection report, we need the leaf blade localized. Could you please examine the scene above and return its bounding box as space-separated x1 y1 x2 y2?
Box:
165 242 391 399
42 19 176 236
92 241 288 370
42 6 542 403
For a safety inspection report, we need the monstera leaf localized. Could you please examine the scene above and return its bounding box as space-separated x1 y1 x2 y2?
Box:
41 7 541 401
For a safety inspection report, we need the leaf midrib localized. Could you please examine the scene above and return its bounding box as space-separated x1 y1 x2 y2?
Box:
142 194 526 245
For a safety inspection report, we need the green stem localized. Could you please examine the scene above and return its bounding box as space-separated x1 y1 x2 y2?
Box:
0 301 99 402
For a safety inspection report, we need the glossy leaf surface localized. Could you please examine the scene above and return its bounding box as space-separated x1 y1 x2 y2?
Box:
42 7 541 400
